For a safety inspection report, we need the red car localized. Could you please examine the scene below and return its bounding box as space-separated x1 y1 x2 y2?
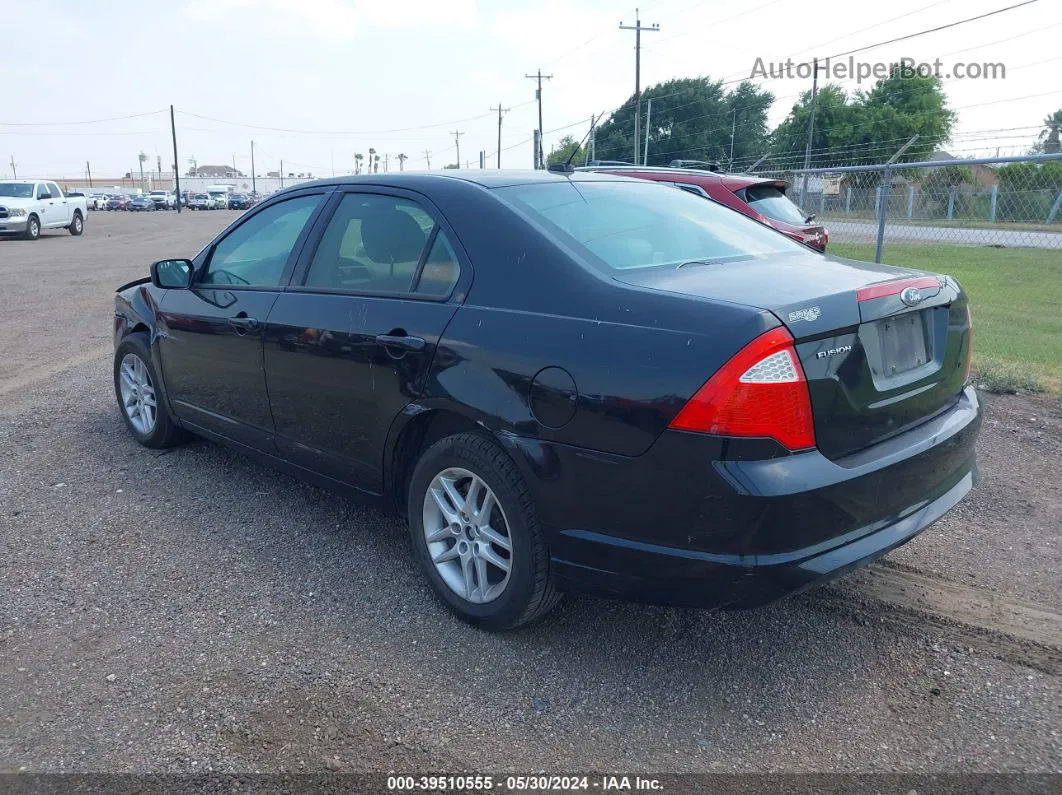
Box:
580 165 829 251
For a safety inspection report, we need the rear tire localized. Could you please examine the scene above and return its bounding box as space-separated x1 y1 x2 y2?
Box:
407 432 562 631
24 214 40 240
113 332 188 449
69 212 84 236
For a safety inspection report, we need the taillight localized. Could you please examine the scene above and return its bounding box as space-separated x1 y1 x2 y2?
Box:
962 303 973 384
669 326 816 451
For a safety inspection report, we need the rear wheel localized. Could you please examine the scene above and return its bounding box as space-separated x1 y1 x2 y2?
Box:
113 333 188 449
69 212 84 235
407 432 561 631
24 214 40 240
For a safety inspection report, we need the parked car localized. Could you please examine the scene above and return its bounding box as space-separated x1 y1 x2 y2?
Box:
188 193 213 210
89 194 109 210
580 165 830 251
106 195 131 211
129 195 157 212
0 179 88 239
111 171 979 631
209 192 229 210
228 193 252 210
149 190 176 210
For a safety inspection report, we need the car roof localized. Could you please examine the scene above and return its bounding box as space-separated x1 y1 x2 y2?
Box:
271 169 640 195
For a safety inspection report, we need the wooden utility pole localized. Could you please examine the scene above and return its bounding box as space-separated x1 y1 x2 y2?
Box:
619 10 659 165
524 70 553 168
490 104 509 168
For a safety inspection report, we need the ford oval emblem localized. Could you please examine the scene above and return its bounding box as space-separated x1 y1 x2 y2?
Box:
900 286 924 307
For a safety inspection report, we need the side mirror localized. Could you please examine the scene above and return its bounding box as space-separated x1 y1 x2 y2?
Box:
39 193 51 200
150 258 194 289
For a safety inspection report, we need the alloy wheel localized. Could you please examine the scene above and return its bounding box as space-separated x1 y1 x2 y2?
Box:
422 467 513 604
118 353 158 435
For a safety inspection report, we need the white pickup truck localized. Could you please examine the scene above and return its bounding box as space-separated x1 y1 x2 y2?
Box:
0 179 89 240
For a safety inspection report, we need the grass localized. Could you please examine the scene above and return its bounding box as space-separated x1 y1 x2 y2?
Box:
830 243 1062 395
821 216 1062 233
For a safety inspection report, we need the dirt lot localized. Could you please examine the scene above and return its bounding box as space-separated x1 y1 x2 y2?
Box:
1 212 1060 775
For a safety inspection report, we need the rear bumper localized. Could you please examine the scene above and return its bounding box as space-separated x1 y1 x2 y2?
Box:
505 386 982 609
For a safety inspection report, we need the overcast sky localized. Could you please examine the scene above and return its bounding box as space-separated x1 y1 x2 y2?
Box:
2 0 1059 178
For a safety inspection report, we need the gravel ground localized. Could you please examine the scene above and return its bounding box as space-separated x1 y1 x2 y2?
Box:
1 212 1060 775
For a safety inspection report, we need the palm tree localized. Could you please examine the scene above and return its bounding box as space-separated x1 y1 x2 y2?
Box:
373 154 380 173
397 153 407 171
354 153 363 174
367 148 376 173
1039 110 1062 154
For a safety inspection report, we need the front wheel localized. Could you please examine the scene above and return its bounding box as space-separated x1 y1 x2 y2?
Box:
407 432 562 631
24 215 40 240
69 212 84 235
113 333 188 449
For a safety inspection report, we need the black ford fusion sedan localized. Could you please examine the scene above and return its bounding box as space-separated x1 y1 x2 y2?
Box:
112 170 981 630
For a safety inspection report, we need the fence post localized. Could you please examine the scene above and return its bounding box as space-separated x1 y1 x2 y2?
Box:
947 188 956 221
875 166 890 264
989 184 998 222
874 185 881 216
907 185 915 220
819 189 826 214
845 186 851 215
1046 189 1062 224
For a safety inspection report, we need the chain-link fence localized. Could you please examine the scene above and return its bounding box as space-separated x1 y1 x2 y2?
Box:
759 153 1062 260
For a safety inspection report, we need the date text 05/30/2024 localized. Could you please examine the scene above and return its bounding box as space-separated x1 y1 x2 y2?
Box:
386 775 665 792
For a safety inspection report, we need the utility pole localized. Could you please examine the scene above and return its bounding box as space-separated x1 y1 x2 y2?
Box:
157 155 162 179
384 153 389 172
9 155 16 178
250 140 256 195
589 114 596 163
138 151 147 191
524 70 553 169
280 160 284 188
170 105 181 212
232 154 237 179
729 109 737 166
490 103 509 168
423 149 432 169
451 131 463 169
86 161 93 188
800 57 823 207
619 10 659 165
643 99 652 166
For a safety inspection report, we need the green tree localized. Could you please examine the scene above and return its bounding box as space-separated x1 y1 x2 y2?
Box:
546 135 584 166
591 77 773 166
770 65 955 169
1038 109 1062 154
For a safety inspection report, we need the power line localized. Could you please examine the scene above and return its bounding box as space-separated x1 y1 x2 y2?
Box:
0 110 166 127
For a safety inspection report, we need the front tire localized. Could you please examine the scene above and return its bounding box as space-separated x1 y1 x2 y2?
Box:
24 214 40 240
407 432 562 631
69 212 84 235
113 333 188 449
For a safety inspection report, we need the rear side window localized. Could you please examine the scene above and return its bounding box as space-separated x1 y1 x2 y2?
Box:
305 193 459 297
742 184 810 226
47 182 62 199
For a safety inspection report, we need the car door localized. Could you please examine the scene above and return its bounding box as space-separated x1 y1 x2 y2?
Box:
156 190 329 450
262 189 466 493
46 183 71 226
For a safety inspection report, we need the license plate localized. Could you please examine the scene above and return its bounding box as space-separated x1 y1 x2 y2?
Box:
876 311 928 376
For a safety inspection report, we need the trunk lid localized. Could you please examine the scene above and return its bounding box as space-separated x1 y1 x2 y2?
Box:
615 251 972 458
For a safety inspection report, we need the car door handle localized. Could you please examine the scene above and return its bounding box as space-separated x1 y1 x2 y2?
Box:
375 333 426 352
229 315 260 331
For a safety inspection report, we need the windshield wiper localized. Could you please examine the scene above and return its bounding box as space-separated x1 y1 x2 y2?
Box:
676 259 716 269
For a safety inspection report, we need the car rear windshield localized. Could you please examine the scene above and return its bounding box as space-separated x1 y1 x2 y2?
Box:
742 184 810 226
497 180 807 271
0 183 34 198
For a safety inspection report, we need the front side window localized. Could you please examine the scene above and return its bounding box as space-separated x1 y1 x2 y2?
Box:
36 184 51 199
304 194 437 294
498 180 807 272
201 194 322 287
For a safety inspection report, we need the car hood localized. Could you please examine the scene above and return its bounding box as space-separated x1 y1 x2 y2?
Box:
0 197 36 208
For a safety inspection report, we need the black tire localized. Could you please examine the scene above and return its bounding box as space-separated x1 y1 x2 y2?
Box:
407 432 562 631
24 214 40 241
69 211 84 236
113 332 188 449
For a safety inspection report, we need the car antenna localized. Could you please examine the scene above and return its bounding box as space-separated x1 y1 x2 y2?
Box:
547 110 607 175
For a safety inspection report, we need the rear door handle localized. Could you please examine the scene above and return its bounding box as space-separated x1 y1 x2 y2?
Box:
229 314 260 331
375 333 426 352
